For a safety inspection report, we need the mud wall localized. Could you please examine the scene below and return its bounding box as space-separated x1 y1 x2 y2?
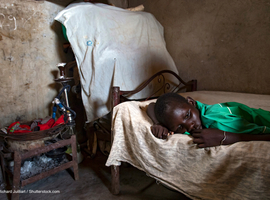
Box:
0 0 74 127
0 0 128 128
129 0 270 94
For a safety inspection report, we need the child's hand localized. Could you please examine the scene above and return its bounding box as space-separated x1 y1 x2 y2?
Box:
191 128 225 148
150 124 174 139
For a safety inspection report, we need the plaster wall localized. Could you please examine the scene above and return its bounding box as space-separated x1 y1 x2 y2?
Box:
0 0 129 128
129 0 270 94
0 0 74 127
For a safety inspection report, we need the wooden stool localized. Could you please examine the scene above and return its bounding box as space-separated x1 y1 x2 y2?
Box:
0 134 79 200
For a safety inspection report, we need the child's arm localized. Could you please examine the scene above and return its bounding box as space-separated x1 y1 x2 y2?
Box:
147 103 171 139
191 128 270 148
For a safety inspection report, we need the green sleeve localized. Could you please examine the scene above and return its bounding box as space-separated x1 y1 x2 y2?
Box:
196 101 270 134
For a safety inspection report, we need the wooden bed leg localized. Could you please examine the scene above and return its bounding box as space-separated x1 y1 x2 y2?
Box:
12 151 21 200
111 165 120 195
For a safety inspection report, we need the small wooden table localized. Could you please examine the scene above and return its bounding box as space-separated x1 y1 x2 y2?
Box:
0 134 79 200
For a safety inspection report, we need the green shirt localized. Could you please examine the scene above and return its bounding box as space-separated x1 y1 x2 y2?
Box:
185 101 270 135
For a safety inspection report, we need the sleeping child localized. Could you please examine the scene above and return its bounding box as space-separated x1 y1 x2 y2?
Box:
147 92 270 148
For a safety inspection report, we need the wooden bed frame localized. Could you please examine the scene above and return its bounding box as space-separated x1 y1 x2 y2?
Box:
109 69 197 194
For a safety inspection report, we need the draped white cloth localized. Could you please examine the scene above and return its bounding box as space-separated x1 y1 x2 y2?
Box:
106 91 270 200
55 2 178 122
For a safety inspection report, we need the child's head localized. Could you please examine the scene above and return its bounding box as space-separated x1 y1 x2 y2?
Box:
154 93 202 133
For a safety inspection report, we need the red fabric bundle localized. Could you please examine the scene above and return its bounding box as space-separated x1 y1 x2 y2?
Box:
8 115 67 134
8 122 31 134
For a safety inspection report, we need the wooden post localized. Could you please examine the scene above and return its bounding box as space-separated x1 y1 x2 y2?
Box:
12 151 21 200
111 86 121 194
111 165 120 195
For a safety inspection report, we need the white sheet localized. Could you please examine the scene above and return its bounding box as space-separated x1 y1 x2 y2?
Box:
106 91 270 200
54 2 178 122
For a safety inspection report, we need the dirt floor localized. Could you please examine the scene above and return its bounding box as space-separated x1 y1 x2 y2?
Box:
0 150 191 200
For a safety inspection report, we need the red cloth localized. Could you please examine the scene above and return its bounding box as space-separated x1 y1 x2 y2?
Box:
52 114 67 127
37 118 55 130
8 115 66 134
8 122 31 134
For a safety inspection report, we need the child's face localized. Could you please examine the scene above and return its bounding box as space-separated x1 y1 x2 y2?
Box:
164 97 202 134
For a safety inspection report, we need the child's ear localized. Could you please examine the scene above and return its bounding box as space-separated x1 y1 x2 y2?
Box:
186 96 197 107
